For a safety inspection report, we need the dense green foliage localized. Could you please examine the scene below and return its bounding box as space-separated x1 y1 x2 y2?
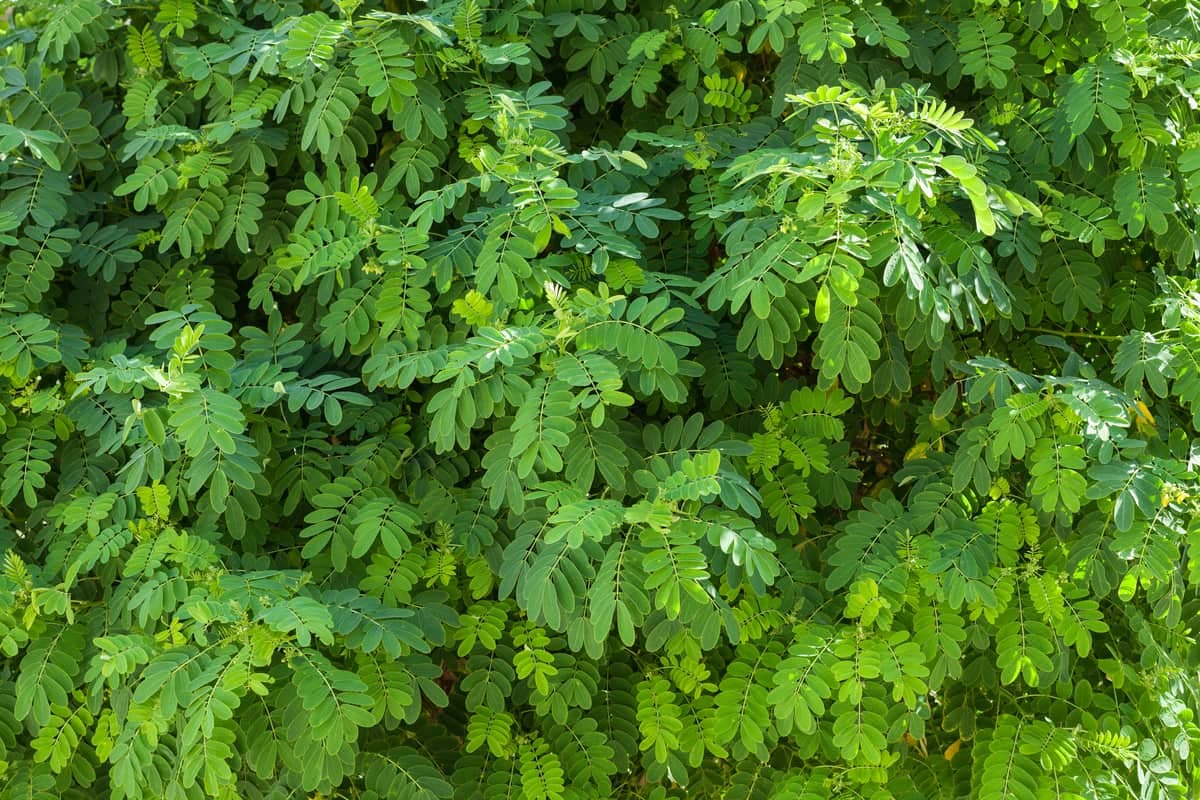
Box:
3 0 1200 797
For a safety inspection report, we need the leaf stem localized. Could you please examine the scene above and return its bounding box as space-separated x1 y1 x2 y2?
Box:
1022 326 1123 342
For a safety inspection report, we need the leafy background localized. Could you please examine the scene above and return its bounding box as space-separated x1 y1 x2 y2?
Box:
2 0 1200 798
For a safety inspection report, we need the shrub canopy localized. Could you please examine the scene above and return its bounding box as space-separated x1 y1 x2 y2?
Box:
2 0 1200 798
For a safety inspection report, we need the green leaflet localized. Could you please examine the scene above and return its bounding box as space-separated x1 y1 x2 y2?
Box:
3 0 1200 798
